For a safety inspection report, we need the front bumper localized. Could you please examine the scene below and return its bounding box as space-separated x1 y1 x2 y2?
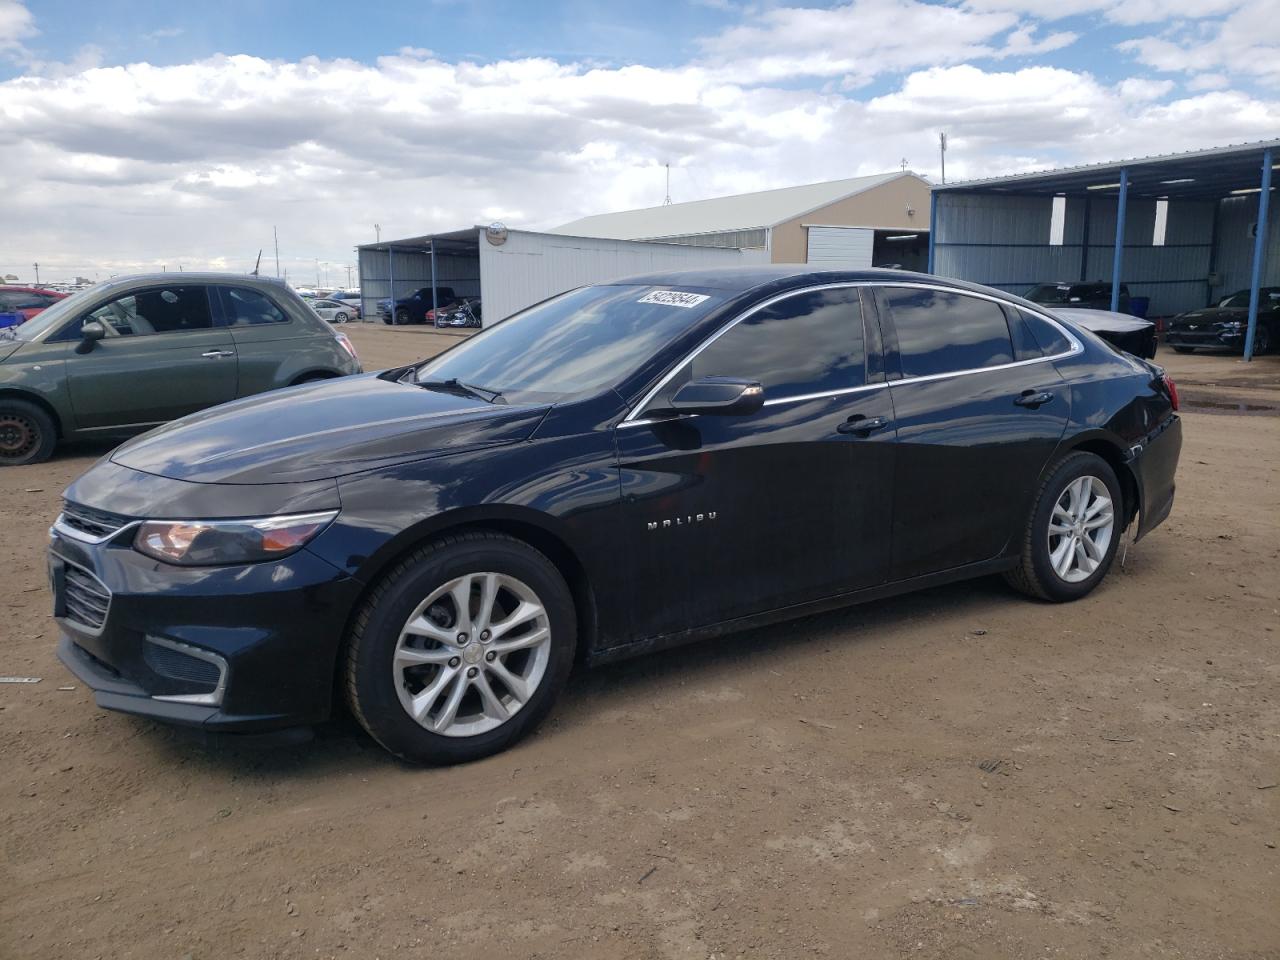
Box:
50 523 363 731
1164 328 1243 350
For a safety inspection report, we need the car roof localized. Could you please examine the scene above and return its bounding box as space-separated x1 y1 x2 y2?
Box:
91 272 290 293
606 265 1017 300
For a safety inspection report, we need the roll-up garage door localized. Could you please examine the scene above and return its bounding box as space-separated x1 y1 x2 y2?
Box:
806 226 875 268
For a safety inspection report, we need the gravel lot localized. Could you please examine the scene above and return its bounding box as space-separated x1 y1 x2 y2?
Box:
3 328 1278 959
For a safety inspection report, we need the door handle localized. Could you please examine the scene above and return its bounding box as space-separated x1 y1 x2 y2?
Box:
201 350 235 359
1014 389 1054 408
837 414 890 436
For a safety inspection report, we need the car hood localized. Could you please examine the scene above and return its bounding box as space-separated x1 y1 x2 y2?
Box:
110 373 550 485
1169 307 1245 327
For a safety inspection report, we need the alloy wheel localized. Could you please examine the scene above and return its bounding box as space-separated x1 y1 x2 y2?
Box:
1047 475 1115 583
392 572 551 738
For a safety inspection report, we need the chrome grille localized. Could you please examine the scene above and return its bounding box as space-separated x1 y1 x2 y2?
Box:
59 502 132 541
62 562 111 631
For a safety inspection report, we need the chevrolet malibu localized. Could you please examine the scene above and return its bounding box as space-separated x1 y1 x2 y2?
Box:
50 267 1182 765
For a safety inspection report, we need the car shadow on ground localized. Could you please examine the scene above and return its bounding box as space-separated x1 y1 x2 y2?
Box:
129 574 1020 778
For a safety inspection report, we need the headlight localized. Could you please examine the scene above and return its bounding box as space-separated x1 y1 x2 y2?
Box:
133 511 338 566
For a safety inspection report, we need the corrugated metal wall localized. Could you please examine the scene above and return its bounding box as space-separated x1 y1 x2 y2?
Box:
356 248 480 320
806 226 875 268
646 229 768 249
478 230 766 324
934 192 1217 315
1214 196 1280 297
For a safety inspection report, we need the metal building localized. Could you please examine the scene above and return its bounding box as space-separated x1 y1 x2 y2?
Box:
357 226 766 326
929 139 1278 360
552 172 931 270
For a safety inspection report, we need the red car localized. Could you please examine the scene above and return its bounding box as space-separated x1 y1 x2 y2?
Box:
0 286 68 322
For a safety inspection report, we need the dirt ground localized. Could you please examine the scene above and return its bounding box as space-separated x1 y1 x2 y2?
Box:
2 328 1278 960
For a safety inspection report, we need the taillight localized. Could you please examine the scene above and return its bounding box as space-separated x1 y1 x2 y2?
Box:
335 332 358 361
1162 374 1179 411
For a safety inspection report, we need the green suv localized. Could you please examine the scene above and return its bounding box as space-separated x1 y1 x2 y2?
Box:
0 274 362 465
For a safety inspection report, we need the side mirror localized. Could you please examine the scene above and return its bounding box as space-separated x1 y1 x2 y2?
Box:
667 376 765 416
76 320 106 353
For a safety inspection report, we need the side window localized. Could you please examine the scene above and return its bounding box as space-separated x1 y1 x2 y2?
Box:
1018 308 1072 357
880 288 1014 378
219 286 289 326
83 286 212 336
665 287 865 404
1005 306 1043 362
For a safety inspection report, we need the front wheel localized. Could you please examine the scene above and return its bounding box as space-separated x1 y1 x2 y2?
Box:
394 309 410 325
333 311 349 324
1005 452 1123 602
344 533 577 764
1252 326 1272 356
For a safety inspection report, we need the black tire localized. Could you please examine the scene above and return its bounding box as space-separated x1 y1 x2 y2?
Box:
0 398 57 466
1172 346 1195 354
1004 451 1124 603
344 532 577 765
394 309 410 326
1253 326 1272 356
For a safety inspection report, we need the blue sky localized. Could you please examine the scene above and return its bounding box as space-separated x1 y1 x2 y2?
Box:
1 0 1276 279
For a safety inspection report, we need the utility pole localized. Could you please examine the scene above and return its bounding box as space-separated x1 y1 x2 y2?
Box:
374 223 381 243
315 258 320 287
273 225 280 277
32 262 39 285
900 158 909 172
663 163 672 205
939 132 948 184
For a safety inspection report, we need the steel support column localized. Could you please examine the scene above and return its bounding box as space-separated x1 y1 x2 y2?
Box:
1110 168 1128 313
387 248 395 323
430 243 439 326
1244 147 1273 362
927 191 938 274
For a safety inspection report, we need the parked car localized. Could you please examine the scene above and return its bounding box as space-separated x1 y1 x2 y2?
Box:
380 287 459 325
330 291 363 309
1027 282 1131 315
310 298 359 323
0 286 68 321
1164 288 1280 355
1052 308 1157 359
49 267 1180 764
0 274 362 465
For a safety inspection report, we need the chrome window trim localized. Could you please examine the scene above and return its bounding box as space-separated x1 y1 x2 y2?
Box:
620 280 1083 427
147 636 229 707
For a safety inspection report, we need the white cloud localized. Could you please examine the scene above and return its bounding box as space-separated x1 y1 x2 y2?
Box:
0 2 1278 280
0 0 35 55
962 0 1240 25
1118 1 1280 87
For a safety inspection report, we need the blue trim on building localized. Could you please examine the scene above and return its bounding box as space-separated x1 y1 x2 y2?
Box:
1244 148 1273 362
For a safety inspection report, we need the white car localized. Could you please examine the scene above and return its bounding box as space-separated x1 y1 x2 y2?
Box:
310 298 359 324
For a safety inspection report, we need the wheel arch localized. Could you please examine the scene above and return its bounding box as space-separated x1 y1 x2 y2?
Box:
289 369 340 386
329 507 599 717
0 387 64 438
1063 435 1139 529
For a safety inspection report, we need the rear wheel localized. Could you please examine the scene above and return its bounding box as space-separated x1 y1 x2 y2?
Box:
1005 451 1122 602
0 399 57 466
344 533 577 764
333 311 349 324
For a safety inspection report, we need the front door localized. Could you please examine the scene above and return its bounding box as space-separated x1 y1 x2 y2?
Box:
65 285 238 431
874 285 1070 581
614 285 896 643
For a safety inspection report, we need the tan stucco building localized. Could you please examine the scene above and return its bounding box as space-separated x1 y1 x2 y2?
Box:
552 172 931 270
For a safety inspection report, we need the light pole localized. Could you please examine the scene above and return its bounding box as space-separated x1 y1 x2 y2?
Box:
32 262 39 285
315 258 320 287
374 224 381 243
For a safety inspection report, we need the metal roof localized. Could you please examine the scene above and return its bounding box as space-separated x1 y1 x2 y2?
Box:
551 172 926 240
934 139 1280 201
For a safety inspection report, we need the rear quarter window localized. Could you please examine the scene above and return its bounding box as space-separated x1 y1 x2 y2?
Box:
1018 309 1073 357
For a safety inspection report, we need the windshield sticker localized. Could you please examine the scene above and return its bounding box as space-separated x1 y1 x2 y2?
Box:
638 290 710 309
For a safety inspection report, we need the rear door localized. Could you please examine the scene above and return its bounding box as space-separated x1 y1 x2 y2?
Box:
875 285 1070 581
614 285 896 640
65 284 238 431
216 285 309 395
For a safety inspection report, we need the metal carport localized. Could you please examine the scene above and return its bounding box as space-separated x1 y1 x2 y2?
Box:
929 139 1278 360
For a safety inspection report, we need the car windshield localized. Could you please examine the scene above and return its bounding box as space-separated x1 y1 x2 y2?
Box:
415 284 725 403
7 286 96 340
1026 284 1073 304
